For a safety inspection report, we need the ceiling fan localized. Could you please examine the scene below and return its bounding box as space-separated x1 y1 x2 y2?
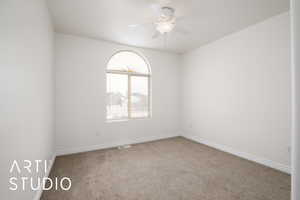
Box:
128 1 188 40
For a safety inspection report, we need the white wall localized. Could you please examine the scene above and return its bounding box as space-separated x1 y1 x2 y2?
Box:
55 33 181 155
291 0 300 198
0 0 54 199
181 12 291 171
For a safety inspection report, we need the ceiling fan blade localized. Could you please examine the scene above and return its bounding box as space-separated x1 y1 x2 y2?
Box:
174 26 190 35
152 31 160 39
150 3 162 16
176 16 186 22
128 22 153 28
128 24 142 28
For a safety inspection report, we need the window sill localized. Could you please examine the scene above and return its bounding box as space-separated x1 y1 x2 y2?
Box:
106 119 129 123
106 117 151 123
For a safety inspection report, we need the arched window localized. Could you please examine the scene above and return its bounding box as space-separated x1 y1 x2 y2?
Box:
106 51 151 120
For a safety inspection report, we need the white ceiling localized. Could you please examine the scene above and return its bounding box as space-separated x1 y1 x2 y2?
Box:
47 0 289 53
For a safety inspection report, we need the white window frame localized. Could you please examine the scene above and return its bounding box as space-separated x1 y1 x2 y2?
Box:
106 51 151 121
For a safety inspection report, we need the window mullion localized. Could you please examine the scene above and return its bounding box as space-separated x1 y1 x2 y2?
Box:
148 76 151 118
128 74 131 119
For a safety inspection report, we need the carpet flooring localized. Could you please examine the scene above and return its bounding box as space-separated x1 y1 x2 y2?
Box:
41 137 290 200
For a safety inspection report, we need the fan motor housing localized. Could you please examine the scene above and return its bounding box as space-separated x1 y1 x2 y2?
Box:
161 7 175 18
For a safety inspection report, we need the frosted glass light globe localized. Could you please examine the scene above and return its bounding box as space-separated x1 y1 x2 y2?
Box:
156 21 175 34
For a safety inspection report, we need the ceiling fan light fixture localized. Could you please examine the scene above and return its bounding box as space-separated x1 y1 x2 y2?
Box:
156 21 175 34
155 6 176 34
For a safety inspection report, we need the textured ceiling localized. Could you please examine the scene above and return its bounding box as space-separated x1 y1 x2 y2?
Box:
47 0 289 53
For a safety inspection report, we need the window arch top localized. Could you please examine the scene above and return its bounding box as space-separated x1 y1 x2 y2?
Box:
107 51 150 75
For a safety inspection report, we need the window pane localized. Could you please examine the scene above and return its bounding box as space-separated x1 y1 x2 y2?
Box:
130 76 149 118
106 73 128 120
107 51 149 74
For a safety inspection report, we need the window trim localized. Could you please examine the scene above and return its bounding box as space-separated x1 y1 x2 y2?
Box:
106 50 151 122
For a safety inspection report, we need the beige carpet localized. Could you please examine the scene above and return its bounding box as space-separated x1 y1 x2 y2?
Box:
41 137 290 200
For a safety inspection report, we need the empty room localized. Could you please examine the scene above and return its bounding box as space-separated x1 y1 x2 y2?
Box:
1 0 300 199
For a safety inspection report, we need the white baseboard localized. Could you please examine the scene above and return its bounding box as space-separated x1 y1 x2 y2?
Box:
56 133 179 156
33 154 56 200
182 134 291 174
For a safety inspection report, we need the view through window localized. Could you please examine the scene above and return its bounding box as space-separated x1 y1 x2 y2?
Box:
106 51 151 120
